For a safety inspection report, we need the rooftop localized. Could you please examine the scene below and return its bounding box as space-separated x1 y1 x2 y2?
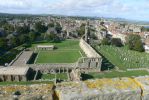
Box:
0 66 29 75
37 45 54 48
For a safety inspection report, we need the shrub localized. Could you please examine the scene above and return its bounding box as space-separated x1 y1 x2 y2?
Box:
13 91 21 96
101 38 110 45
111 38 123 47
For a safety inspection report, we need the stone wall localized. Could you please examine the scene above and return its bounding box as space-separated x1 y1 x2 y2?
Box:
79 38 102 71
29 63 76 73
0 75 26 82
1 76 149 100
0 84 53 100
55 76 149 100
80 38 101 58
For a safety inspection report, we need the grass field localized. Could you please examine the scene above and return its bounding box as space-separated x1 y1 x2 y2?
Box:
33 40 84 63
41 73 68 80
32 40 81 50
81 70 149 80
36 51 81 63
96 45 149 70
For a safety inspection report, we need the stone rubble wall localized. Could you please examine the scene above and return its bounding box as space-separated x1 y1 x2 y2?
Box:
0 84 53 100
134 76 149 100
1 76 149 100
55 76 149 100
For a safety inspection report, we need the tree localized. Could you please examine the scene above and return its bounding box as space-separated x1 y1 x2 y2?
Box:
90 33 98 40
100 21 104 25
111 38 123 47
134 40 144 52
3 24 14 33
126 34 144 52
48 22 55 28
29 31 36 42
47 33 60 42
77 23 85 36
141 26 149 32
101 38 110 45
34 22 48 33
9 36 19 47
16 25 30 34
55 22 62 33
0 38 7 48
0 20 8 27
19 34 30 44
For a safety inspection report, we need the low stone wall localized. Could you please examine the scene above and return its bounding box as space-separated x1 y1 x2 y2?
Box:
55 76 149 100
1 76 149 100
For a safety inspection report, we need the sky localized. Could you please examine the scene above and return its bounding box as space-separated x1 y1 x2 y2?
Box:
0 0 148 21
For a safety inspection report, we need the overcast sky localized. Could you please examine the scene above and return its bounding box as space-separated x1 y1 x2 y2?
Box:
0 0 148 21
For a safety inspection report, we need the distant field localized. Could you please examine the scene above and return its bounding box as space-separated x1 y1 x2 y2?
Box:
96 45 149 70
33 40 84 63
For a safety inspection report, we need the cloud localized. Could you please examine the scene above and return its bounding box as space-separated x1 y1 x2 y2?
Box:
0 0 49 12
0 0 148 21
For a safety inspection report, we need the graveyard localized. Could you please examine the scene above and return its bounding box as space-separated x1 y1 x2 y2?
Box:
96 45 149 70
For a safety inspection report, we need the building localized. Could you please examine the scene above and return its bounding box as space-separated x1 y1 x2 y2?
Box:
0 66 32 82
36 45 55 51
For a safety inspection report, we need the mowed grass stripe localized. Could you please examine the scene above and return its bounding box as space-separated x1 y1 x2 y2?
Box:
36 51 81 63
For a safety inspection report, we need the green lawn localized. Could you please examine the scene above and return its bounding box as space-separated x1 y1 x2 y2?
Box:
33 40 84 63
32 40 81 50
41 73 68 80
36 50 81 63
81 70 149 80
96 45 149 70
